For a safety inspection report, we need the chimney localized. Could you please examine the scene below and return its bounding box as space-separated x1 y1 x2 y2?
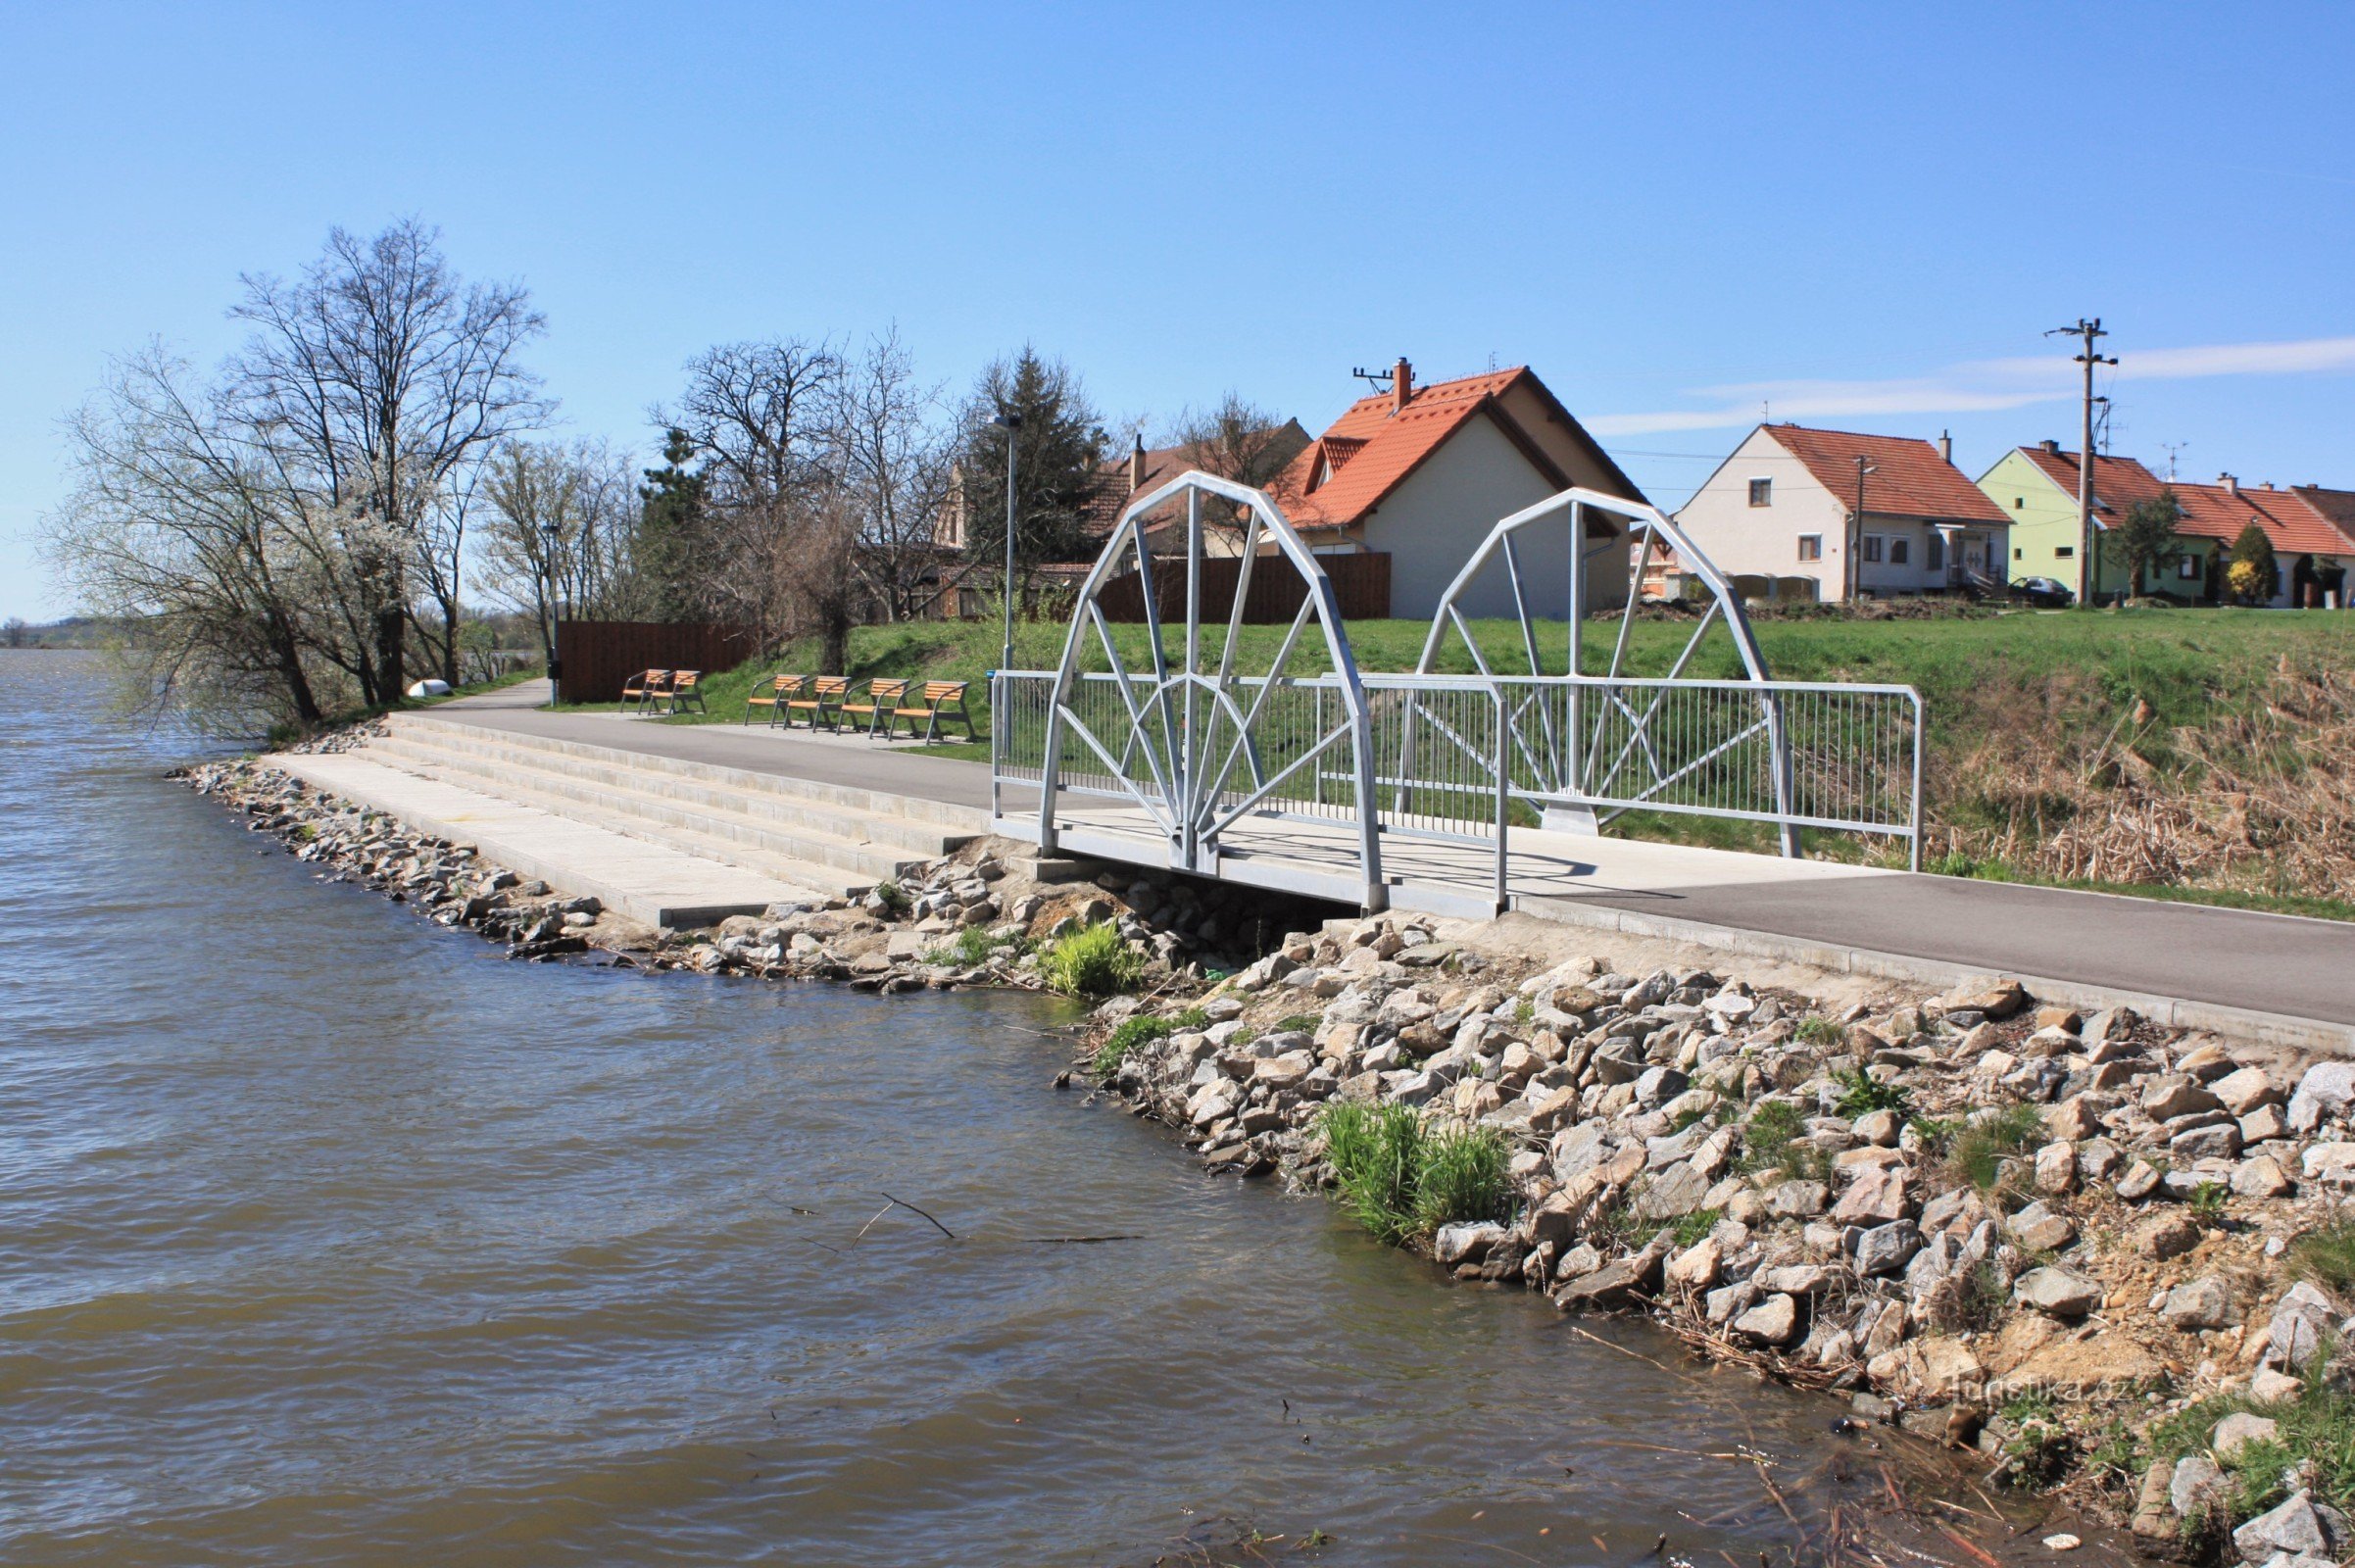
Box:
1129 432 1147 493
2219 472 2238 495
1393 357 1414 415
2039 438 2062 455
1938 430 1953 466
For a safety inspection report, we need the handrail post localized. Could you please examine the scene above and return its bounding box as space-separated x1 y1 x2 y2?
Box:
1493 683 1509 913
1908 687 1926 872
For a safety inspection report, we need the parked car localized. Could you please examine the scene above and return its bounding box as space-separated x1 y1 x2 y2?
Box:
2009 575 2075 609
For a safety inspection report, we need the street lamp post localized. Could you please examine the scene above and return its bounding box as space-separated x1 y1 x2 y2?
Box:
989 412 1023 672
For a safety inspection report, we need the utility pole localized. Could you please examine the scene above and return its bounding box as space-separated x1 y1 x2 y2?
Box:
1845 455 1875 603
2047 318 2116 605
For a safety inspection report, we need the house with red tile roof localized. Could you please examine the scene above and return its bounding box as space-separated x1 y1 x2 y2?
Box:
1262 359 1647 618
1672 424 2010 603
1979 441 2355 606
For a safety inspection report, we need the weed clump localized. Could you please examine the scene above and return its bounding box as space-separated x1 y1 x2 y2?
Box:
1947 1103 2046 1191
2286 1216 2355 1294
1832 1064 1910 1118
1318 1103 1508 1246
1741 1100 1827 1181
1090 1005 1209 1078
1041 922 1145 997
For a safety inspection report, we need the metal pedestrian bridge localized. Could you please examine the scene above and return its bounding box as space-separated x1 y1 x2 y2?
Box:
989 472 1924 917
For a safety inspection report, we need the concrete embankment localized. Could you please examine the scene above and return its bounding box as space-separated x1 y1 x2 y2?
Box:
187 750 2355 1564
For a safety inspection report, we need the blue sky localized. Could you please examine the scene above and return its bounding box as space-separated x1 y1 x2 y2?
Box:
6 2 2353 620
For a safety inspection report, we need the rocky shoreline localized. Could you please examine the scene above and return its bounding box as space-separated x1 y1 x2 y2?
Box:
188 754 2355 1566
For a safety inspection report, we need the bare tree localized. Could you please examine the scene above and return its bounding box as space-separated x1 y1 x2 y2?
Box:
653 338 843 640
45 345 341 726
227 219 551 700
1165 392 1305 539
832 328 954 625
479 438 646 666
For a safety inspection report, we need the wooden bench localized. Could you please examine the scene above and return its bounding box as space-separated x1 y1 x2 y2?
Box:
839 678 908 738
661 669 708 715
744 673 809 727
788 676 849 731
619 668 671 715
890 680 974 743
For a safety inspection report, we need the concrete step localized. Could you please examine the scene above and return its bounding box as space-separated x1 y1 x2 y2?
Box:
374 723 971 858
387 713 991 833
357 731 924 889
272 752 824 927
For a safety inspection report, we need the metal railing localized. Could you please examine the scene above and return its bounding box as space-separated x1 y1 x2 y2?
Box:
993 666 1924 911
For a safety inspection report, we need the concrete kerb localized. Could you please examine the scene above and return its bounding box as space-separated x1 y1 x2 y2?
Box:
1512 892 2355 1058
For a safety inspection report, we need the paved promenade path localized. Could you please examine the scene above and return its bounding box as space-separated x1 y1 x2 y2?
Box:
421 683 2355 1034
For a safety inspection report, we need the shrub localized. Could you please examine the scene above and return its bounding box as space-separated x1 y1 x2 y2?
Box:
2144 1375 2355 1527
1832 1064 1910 1118
929 923 1006 967
1948 1103 2046 1191
2287 1215 2355 1295
1276 1013 1321 1034
870 877 910 914
1040 922 1146 997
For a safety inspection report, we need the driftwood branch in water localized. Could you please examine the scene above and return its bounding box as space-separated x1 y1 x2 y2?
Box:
878 1192 957 1240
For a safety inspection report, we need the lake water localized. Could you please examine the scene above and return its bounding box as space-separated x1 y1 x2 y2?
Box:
1 649 1912 1566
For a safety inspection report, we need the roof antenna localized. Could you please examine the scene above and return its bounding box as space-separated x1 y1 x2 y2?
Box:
2160 440 2187 480
1350 365 1395 395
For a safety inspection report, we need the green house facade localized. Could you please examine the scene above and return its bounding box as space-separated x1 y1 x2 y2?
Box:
1975 444 2219 604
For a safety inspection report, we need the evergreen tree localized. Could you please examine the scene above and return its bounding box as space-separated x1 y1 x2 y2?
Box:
2226 521 2279 606
636 426 709 620
957 349 1106 599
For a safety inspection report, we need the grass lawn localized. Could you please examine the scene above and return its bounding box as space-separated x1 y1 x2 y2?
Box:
562 606 2355 919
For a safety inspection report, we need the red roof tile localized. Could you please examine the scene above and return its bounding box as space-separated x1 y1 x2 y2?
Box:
1767 424 2007 524
2009 447 2355 555
1267 367 1638 529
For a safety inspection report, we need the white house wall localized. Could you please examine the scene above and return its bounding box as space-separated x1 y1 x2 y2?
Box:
1362 416 1630 619
1673 427 1846 599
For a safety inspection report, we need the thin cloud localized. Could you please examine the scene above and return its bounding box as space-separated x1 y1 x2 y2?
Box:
1595 332 2355 436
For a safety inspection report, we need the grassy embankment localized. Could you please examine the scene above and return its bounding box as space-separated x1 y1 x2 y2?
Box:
598 607 2355 919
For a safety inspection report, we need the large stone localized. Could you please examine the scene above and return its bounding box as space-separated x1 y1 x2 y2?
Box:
2212 1410 2281 1460
2035 1141 2080 1195
2115 1160 2162 1200
2235 1155 2294 1199
2008 1203 2078 1253
2143 1076 2224 1121
2232 1490 2353 1564
1767 1180 1830 1219
1434 1221 1510 1267
2171 1121 2243 1162
2137 1212 2204 1260
1665 1237 1724 1291
1754 1263 1836 1296
1946 978 2026 1019
1853 1219 1922 1277
1831 1164 1909 1226
1633 1160 1715 1220
2044 1096 2104 1142
2170 1453 2227 1518
2266 1282 2337 1371
2161 1276 2236 1331
1733 1293 1801 1347
2014 1267 2102 1317
2290 1062 2355 1134
1553 1244 1669 1310
1917 1336 1987 1397
1634 1065 1690 1108
2301 1144 2355 1185
2240 1103 2292 1145
2213 1065 2282 1116
1252 1051 1316 1091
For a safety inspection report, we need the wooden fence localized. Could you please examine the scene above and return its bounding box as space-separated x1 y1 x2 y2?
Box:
552 620 761 705
1093 552 1391 624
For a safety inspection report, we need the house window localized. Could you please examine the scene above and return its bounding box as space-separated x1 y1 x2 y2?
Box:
2055 546 2075 559
2014 496 2024 510
1748 478 1772 507
2179 556 2200 580
1863 536 1884 564
1926 535 1945 571
2015 547 2024 560
1890 538 1910 565
1796 534 1822 562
